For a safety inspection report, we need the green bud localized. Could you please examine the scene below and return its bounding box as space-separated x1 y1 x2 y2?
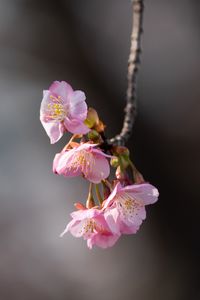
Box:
84 107 99 128
113 146 130 156
110 156 119 167
87 129 100 142
120 155 130 169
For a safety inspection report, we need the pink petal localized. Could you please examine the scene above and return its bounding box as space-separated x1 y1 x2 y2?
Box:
53 152 62 173
103 182 122 208
60 218 76 237
71 208 100 220
87 239 93 249
92 148 113 158
74 143 97 151
60 219 85 238
68 220 86 238
69 91 87 120
43 90 49 97
64 118 90 134
85 153 110 184
119 222 140 234
49 81 73 101
41 121 65 144
54 150 82 177
89 232 120 249
121 204 146 227
104 207 121 234
124 183 159 205
40 89 50 112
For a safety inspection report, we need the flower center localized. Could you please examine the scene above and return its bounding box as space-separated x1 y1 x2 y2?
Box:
83 219 96 234
124 198 134 210
47 95 67 121
70 150 95 176
81 218 107 237
117 192 143 220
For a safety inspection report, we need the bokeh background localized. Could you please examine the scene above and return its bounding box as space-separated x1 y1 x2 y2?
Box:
0 0 200 299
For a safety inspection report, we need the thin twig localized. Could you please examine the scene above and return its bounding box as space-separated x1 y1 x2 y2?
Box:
109 0 144 146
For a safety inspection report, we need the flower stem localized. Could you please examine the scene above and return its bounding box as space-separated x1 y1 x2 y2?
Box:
86 182 95 208
102 179 112 191
95 184 103 205
63 134 80 150
88 182 93 196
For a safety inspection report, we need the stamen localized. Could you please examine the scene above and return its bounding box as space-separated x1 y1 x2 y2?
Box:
69 150 95 176
46 95 66 121
117 193 143 219
83 219 96 233
81 219 106 236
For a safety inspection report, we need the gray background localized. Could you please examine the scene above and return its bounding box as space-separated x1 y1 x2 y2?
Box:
0 0 199 299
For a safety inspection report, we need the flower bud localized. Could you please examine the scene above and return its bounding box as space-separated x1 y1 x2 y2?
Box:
94 120 106 133
119 156 130 169
132 166 145 184
74 202 86 210
87 129 100 142
110 156 119 168
84 108 99 128
115 166 126 180
113 146 130 156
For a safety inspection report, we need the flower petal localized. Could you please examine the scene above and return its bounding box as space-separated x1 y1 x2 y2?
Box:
54 150 82 177
103 182 122 208
104 207 121 234
41 121 65 144
64 118 90 134
124 183 159 205
85 153 110 184
119 222 140 235
61 219 85 238
49 81 73 101
89 232 120 249
69 90 87 120
119 202 146 227
71 208 100 220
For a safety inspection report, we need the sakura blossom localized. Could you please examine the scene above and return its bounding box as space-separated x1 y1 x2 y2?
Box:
40 78 159 249
60 208 120 249
103 182 159 235
40 81 89 144
53 143 110 184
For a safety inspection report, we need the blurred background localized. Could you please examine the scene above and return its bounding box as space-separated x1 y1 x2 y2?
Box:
0 0 200 299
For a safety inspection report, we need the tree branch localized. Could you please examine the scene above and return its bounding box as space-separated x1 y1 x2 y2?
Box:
109 0 144 146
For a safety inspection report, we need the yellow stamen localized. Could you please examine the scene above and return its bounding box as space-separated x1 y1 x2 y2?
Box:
46 95 66 121
69 150 95 176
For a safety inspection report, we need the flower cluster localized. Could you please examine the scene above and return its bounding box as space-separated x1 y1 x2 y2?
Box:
40 81 159 249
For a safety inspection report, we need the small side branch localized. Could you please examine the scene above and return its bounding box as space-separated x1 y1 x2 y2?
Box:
109 0 144 146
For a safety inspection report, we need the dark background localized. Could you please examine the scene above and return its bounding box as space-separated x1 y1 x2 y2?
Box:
0 0 200 299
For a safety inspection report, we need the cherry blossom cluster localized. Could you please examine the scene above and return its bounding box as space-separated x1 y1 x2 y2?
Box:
40 81 159 249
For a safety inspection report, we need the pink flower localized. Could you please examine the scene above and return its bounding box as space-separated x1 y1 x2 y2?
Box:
53 143 110 183
103 182 159 235
60 208 120 249
40 81 89 144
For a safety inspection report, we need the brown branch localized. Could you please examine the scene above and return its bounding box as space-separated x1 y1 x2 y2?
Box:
109 0 144 146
